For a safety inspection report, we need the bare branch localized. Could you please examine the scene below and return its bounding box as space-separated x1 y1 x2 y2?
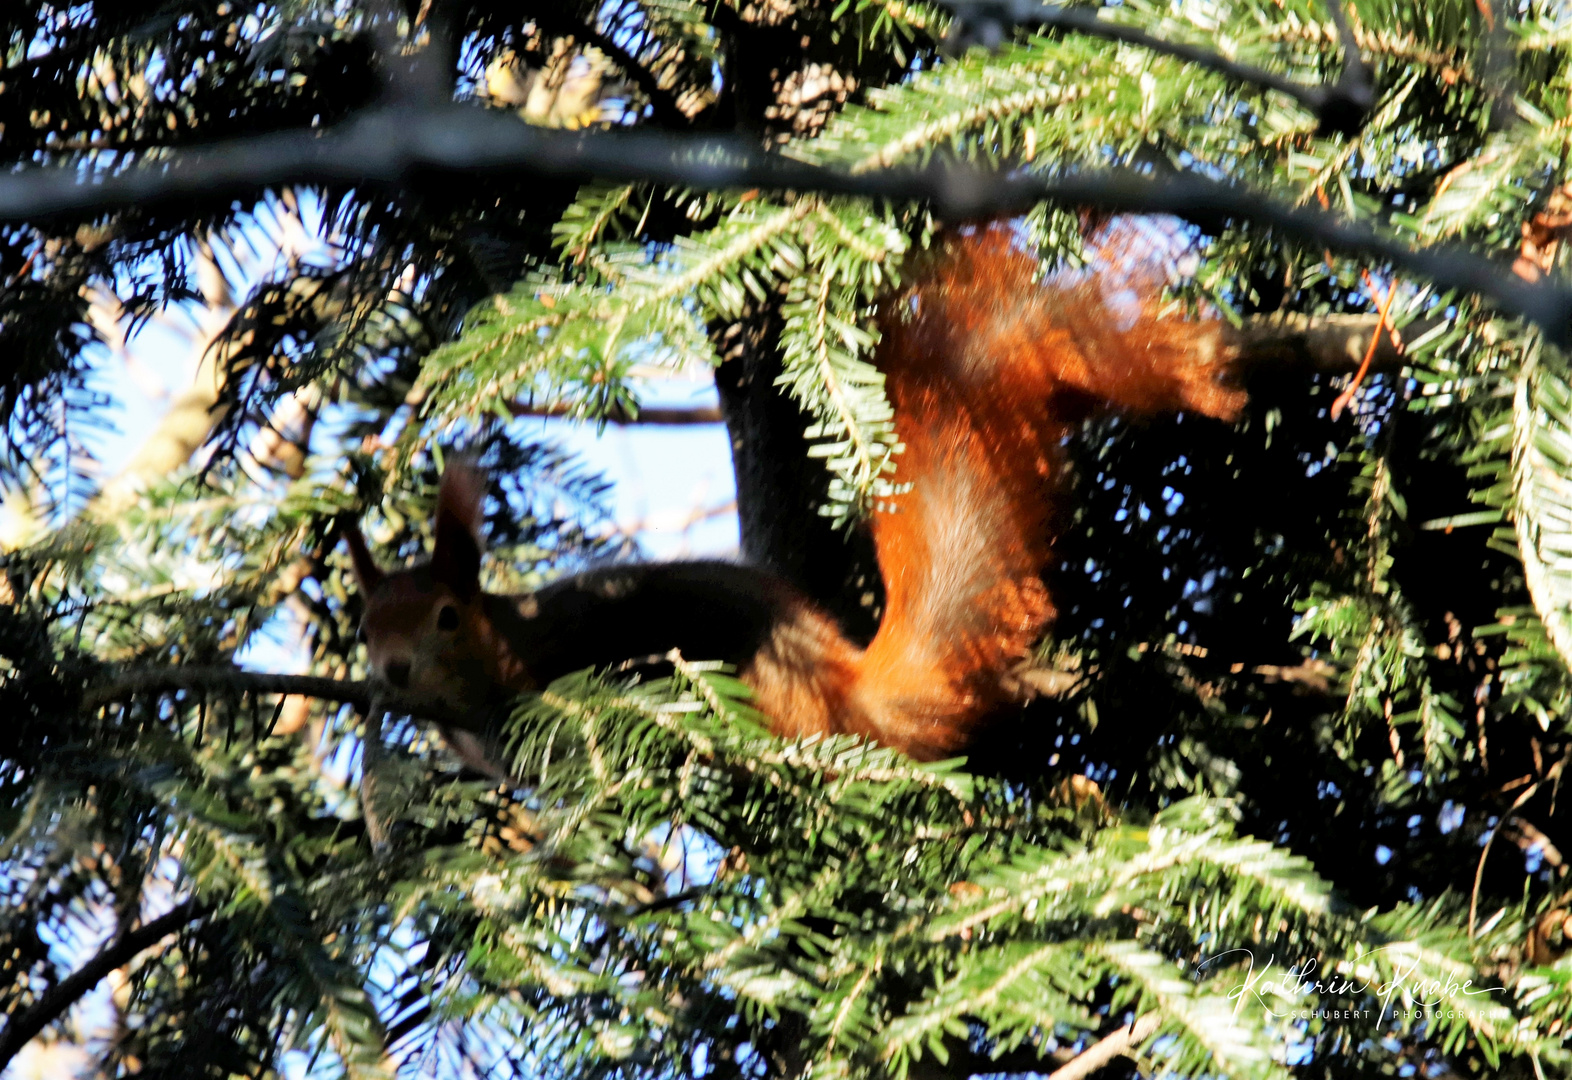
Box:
510 401 724 424
1227 311 1441 374
92 343 229 516
81 666 471 730
90 273 340 516
3 105 1568 343
0 901 200 1073
1046 1012 1162 1080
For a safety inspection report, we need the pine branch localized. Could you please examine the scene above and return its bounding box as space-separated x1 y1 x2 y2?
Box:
944 0 1372 133
0 901 201 1072
4 105 1569 343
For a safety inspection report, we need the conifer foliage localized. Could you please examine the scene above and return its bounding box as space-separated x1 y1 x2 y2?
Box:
6 1 1572 1077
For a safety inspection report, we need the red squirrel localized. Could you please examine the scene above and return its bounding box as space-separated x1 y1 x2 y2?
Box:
342 220 1244 766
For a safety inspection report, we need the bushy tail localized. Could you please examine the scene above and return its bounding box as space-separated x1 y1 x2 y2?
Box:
832 219 1243 759
351 221 1243 767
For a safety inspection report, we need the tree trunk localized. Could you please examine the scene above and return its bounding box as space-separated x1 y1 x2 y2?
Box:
711 301 882 640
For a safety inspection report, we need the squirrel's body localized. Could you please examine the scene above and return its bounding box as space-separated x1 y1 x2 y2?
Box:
345 220 1242 765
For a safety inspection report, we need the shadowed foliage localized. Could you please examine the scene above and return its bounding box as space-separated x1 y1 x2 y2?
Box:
5 2 1572 1078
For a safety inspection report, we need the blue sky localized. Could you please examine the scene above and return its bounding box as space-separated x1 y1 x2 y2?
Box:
84 242 741 568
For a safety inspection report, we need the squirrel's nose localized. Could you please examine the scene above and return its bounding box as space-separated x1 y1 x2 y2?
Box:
384 661 411 689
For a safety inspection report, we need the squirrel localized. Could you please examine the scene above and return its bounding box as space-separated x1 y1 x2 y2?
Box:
341 219 1244 769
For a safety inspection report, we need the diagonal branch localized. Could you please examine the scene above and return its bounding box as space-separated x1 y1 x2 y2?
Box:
908 1012 1163 1080
2 105 1568 343
0 901 201 1073
1045 1012 1162 1080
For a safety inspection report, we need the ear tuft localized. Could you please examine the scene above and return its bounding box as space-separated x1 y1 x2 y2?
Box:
341 522 386 594
431 462 485 601
436 461 486 538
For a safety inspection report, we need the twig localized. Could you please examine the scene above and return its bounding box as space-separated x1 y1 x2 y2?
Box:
626 884 714 917
1330 269 1402 418
1470 781 1539 938
615 499 737 541
2 105 1567 341
0 900 200 1072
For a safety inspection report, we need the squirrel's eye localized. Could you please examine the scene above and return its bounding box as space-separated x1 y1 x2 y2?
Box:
355 625 366 643
436 604 460 631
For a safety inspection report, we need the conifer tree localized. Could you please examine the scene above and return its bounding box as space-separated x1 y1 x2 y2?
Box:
5 2 1572 1078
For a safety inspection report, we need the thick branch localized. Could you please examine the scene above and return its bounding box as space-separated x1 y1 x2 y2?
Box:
82 666 471 729
91 275 347 516
1319 0 1376 135
946 1 1372 130
1228 311 1442 374
0 901 200 1072
4 105 1566 342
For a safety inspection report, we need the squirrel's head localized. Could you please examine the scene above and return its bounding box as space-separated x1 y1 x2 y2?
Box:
342 464 498 712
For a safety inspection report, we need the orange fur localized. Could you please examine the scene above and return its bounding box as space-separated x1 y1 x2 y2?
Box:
347 219 1242 765
739 221 1242 758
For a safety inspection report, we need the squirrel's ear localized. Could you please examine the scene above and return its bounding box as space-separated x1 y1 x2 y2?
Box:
341 522 385 594
431 462 484 601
